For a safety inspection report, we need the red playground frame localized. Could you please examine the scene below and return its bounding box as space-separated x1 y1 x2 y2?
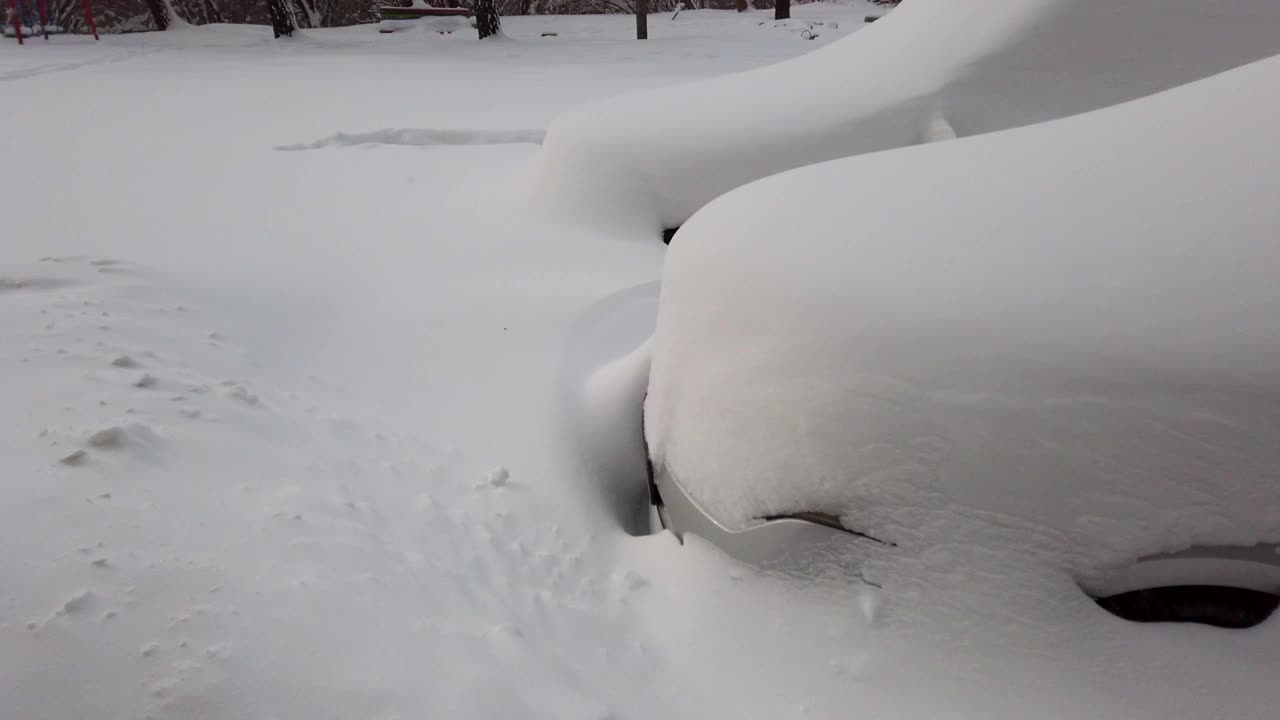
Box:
8 0 98 44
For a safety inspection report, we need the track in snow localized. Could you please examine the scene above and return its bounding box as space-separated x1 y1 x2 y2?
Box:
276 128 546 151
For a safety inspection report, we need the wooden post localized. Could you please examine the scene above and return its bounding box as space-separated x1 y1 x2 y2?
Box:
635 0 647 39
774 0 788 20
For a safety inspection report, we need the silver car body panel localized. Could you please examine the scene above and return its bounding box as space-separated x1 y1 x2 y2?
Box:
654 463 1280 597
1085 543 1280 597
650 465 881 580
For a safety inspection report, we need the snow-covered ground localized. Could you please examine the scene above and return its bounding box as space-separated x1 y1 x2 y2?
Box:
3 6 1278 719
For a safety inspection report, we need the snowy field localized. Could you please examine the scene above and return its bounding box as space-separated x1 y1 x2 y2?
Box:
4 4 1279 719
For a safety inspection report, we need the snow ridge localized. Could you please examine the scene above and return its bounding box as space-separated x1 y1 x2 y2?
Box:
276 127 546 151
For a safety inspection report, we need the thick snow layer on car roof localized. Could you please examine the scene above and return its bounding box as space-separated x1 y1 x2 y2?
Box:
644 53 1280 577
529 0 1280 235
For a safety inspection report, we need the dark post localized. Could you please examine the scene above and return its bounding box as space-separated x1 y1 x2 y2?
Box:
635 0 647 38
267 0 294 36
774 0 788 20
144 0 169 29
80 0 98 38
36 0 49 39
475 0 499 38
204 0 224 23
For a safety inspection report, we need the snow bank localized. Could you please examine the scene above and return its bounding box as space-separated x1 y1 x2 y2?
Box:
560 282 659 535
530 0 1280 236
645 53 1280 578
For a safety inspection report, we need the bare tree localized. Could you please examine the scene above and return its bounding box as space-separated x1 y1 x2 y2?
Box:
145 0 170 28
295 0 343 27
68 0 752 34
475 0 499 38
635 0 645 38
267 0 295 36
774 0 788 20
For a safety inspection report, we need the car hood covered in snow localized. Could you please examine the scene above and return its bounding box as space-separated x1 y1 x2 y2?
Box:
636 50 1280 720
645 52 1280 578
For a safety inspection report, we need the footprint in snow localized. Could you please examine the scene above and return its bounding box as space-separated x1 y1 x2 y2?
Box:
0 275 76 293
475 466 512 490
59 423 163 465
219 381 261 407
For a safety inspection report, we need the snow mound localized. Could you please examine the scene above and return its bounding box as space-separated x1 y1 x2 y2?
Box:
530 0 1280 236
560 282 660 535
644 54 1280 580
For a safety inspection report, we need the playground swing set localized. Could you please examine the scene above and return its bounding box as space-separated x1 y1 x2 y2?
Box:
6 0 98 43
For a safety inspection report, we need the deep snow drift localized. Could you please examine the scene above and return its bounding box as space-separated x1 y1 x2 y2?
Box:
5 8 1280 720
530 0 1280 235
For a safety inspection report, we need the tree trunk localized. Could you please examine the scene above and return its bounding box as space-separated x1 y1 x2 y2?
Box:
267 0 294 36
204 0 223 22
145 0 170 29
735 0 747 11
475 0 499 38
635 0 647 39
774 0 788 20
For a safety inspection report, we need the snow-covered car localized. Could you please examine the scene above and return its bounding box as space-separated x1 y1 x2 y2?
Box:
641 52 1280 629
530 0 1280 239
